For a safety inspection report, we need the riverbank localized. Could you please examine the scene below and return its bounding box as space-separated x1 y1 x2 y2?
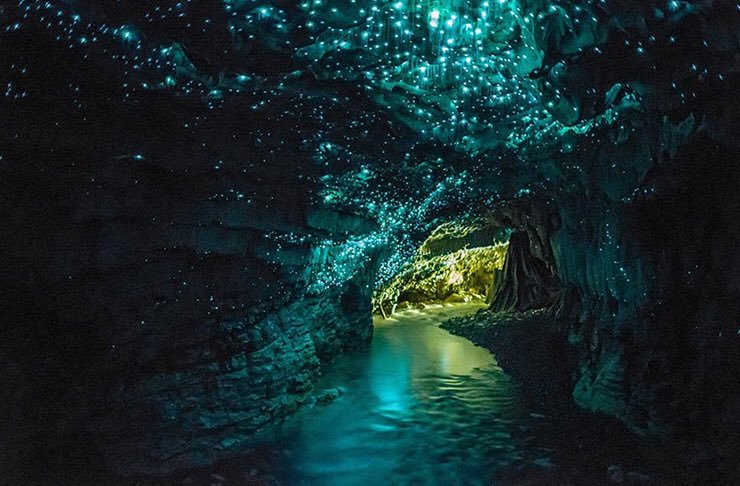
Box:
441 308 727 485
443 309 572 412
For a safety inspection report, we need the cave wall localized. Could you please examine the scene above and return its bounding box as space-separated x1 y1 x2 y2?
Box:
486 124 740 451
487 127 740 443
470 0 740 442
551 131 740 439
0 80 384 477
1 157 380 475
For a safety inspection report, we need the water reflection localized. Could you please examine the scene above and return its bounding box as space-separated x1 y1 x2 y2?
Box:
267 303 526 485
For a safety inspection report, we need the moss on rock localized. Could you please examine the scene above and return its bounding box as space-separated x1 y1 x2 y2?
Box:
373 225 508 315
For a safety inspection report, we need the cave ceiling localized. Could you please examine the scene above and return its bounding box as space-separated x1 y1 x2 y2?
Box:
2 0 736 284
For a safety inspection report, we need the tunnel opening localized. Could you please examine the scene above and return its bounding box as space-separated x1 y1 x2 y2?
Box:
372 220 511 318
372 199 565 321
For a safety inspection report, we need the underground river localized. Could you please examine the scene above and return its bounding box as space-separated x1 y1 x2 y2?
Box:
261 303 548 485
148 303 679 485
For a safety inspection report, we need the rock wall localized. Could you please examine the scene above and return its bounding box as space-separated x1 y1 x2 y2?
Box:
488 128 740 445
475 0 740 444
487 131 739 450
1 168 380 476
552 132 740 440
0 87 383 478
2 196 379 477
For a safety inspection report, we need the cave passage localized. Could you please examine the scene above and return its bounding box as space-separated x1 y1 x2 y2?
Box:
245 222 574 484
1 0 738 483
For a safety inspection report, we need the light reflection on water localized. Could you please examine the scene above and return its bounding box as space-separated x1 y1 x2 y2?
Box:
267 303 529 485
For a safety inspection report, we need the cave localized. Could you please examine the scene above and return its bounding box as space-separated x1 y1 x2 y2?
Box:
1 0 739 484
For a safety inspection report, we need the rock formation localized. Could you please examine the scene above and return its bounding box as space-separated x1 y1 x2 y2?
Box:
374 221 509 315
488 231 559 313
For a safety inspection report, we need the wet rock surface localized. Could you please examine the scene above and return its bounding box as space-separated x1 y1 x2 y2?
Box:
0 115 382 476
443 309 737 485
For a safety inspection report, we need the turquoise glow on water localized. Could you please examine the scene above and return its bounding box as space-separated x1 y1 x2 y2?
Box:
266 303 534 485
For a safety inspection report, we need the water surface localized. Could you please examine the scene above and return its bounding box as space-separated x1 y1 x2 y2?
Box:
267 303 537 485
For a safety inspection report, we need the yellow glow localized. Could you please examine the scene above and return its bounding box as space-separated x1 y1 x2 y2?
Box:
373 230 508 315
447 270 464 285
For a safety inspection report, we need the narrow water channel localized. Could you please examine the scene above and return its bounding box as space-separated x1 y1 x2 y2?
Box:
265 303 547 485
